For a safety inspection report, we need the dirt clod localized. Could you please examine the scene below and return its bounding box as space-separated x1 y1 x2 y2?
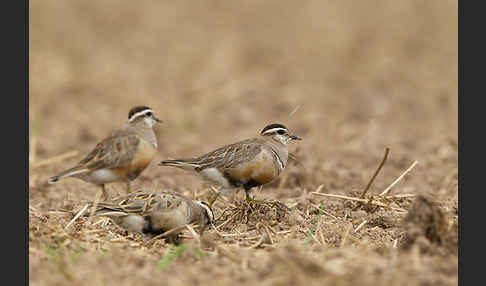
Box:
400 195 457 254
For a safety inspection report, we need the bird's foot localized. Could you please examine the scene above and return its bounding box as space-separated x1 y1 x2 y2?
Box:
245 194 290 211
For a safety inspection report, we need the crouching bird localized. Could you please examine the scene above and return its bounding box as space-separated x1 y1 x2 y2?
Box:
86 191 214 244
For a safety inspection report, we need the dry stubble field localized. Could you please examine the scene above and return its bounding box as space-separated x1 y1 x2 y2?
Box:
29 1 458 285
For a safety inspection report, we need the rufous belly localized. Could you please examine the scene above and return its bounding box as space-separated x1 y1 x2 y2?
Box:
112 140 157 181
224 152 278 186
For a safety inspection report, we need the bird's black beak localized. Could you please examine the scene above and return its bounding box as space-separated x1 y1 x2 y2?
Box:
290 135 302 140
153 116 163 123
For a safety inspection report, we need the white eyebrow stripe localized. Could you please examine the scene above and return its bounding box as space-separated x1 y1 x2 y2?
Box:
195 201 214 222
262 128 288 135
128 109 153 122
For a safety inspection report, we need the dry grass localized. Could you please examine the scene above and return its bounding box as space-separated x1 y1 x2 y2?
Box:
30 1 457 285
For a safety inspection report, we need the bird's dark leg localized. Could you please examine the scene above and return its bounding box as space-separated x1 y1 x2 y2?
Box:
100 184 108 200
245 187 290 211
126 182 132 194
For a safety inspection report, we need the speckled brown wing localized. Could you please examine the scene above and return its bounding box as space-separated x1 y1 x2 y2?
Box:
191 138 263 170
77 130 141 171
93 191 184 217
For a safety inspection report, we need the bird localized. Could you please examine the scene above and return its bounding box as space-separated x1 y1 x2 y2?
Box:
159 123 302 205
86 190 214 244
47 106 162 200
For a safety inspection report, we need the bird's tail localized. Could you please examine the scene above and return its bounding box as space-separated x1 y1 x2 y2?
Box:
158 159 200 171
80 201 127 217
47 166 88 184
47 176 60 184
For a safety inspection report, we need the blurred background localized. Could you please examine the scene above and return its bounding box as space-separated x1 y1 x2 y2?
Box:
29 2 458 285
29 0 457 202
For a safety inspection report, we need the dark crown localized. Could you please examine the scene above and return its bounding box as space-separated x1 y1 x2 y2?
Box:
128 106 152 120
261 123 288 134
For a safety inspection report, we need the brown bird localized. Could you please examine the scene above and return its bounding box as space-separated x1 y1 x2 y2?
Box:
48 106 162 199
159 123 301 205
87 191 214 244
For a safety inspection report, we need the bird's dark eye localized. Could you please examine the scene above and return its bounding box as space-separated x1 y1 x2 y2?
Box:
146 112 153 117
277 130 286 135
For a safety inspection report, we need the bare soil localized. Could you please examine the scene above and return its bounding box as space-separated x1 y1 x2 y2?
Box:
29 1 458 285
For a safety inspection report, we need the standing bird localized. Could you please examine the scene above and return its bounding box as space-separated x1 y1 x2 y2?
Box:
86 191 214 244
47 106 162 200
159 123 302 205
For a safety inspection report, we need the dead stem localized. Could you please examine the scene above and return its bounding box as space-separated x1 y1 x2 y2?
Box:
311 192 408 212
358 147 390 200
186 224 201 248
379 160 419 196
288 104 302 118
65 204 89 229
354 220 368 232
